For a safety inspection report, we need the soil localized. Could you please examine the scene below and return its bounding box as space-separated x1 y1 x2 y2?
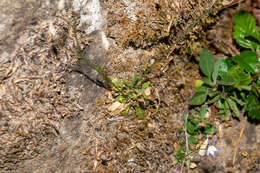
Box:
0 0 260 173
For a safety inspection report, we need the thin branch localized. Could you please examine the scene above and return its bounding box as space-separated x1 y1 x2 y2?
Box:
232 111 246 165
181 113 190 173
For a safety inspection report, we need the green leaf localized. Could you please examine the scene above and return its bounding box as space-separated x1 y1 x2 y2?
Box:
189 86 208 105
124 81 131 88
226 98 240 117
229 67 252 90
202 77 214 86
204 126 216 134
174 145 186 161
195 80 204 88
216 99 225 109
212 59 222 85
230 96 245 106
232 51 259 74
199 49 215 77
135 106 145 119
142 82 150 89
112 79 123 88
233 11 260 50
131 74 139 88
122 105 131 115
207 94 221 104
218 58 234 79
208 88 220 97
199 105 208 120
116 95 127 103
245 92 260 119
190 109 197 115
188 135 198 144
252 77 260 96
187 120 200 135
129 92 137 99
218 75 235 86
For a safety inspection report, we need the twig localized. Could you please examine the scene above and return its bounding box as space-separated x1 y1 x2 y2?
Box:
232 113 247 165
180 113 190 173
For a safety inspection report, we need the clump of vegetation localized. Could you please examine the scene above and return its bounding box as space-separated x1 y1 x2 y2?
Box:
175 10 260 167
111 75 151 119
58 14 153 118
174 106 216 162
190 11 260 120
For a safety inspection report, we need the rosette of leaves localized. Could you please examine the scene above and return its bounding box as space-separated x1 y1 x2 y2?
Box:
112 74 151 119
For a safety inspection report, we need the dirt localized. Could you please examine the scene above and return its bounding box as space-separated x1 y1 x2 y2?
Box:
0 0 260 172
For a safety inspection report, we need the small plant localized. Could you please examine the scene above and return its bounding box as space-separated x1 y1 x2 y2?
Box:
189 11 260 120
111 75 151 119
58 14 153 118
185 106 216 144
174 107 216 162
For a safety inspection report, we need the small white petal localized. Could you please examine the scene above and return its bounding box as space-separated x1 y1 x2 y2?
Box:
199 139 209 156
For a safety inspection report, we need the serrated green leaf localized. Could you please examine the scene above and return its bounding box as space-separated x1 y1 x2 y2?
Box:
212 59 222 85
189 86 208 105
200 49 215 77
135 106 145 119
226 98 240 117
245 92 260 119
232 51 259 74
233 11 260 50
229 67 252 90
218 58 234 79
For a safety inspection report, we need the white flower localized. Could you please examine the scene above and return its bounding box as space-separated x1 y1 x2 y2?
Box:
207 136 221 158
